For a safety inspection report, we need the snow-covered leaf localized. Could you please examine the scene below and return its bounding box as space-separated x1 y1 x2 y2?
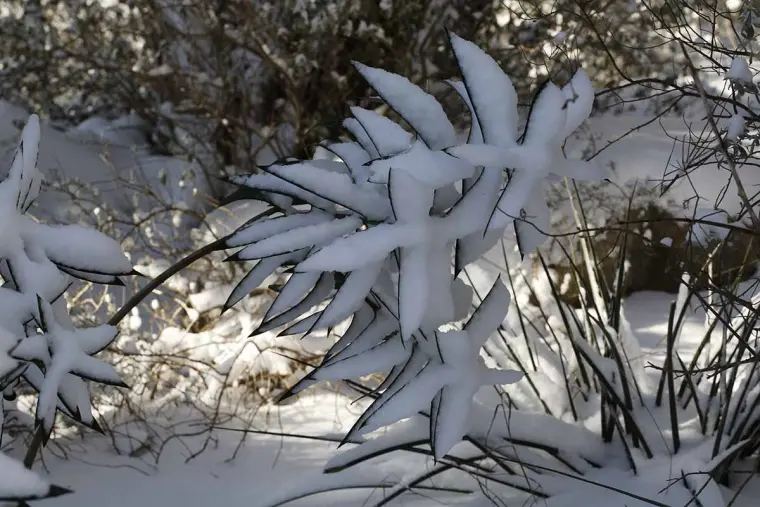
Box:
388 166 434 223
231 217 362 259
349 107 413 157
0 452 70 501
226 211 330 248
6 114 42 213
342 117 380 159
297 223 419 273
265 271 322 318
25 222 133 276
326 417 428 473
447 31 517 146
398 245 430 340
223 250 306 312
323 305 398 362
255 273 335 334
314 335 406 380
353 62 457 150
446 80 483 145
523 81 567 148
367 140 474 187
261 162 391 220
312 261 384 331
464 276 510 340
31 297 126 439
560 68 595 139
322 142 372 183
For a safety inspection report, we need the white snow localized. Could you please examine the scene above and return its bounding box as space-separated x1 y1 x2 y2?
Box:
233 216 362 259
726 112 747 141
353 62 458 150
265 271 322 317
341 117 380 159
225 211 330 248
564 114 760 215
0 452 54 501
447 32 518 146
348 106 413 157
310 261 384 330
726 57 754 86
36 283 760 506
367 139 475 187
24 221 132 275
0 101 210 219
257 162 392 220
13 245 760 507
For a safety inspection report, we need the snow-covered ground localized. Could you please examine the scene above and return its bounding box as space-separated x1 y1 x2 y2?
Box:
31 291 757 506
42 395 392 507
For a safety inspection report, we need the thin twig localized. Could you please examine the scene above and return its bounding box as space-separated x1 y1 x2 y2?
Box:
678 41 760 229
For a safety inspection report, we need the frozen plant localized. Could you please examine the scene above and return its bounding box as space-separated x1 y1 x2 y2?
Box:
215 27 760 505
0 116 134 500
217 30 604 490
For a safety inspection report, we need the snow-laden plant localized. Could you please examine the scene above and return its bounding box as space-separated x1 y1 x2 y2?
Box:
205 32 651 504
204 29 760 506
0 115 134 501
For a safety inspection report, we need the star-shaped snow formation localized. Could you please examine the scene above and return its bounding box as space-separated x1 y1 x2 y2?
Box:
288 277 521 460
11 297 125 440
0 116 133 333
222 94 475 339
443 33 606 255
296 166 503 339
224 35 604 344
221 32 604 334
356 278 521 459
0 115 135 500
219 33 611 462
0 116 132 430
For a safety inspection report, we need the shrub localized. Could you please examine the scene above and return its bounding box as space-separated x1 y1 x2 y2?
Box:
0 115 134 500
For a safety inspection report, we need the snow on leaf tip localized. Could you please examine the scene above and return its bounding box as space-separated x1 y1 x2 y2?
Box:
447 30 518 147
352 61 457 150
0 452 70 501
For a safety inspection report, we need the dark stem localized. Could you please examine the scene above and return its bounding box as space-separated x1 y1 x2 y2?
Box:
22 426 44 469
108 235 230 326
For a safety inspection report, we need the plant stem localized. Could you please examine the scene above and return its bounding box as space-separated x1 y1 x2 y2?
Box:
108 235 229 326
22 426 44 469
